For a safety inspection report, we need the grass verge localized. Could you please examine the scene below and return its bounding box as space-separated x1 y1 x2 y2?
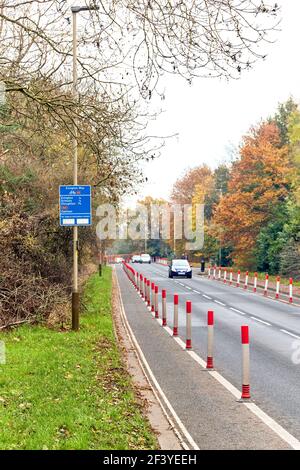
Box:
0 267 158 450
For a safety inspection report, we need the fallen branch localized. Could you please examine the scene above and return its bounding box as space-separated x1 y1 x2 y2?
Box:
0 319 33 331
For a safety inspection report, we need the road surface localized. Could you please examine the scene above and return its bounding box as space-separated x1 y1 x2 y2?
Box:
116 262 300 449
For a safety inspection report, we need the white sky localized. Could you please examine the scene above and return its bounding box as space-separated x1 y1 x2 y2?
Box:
128 0 300 204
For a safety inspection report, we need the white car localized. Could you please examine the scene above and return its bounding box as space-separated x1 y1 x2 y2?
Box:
115 257 124 264
131 255 141 263
140 253 151 264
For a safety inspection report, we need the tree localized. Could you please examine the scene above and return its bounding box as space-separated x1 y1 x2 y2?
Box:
272 97 298 146
0 1 280 181
213 122 290 267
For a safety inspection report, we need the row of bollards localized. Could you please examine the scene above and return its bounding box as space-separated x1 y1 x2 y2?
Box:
124 263 250 401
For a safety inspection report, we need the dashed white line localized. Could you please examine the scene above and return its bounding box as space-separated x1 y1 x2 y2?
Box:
185 286 192 290
214 300 226 306
280 329 300 340
121 267 300 450
229 307 246 315
193 290 200 294
202 294 212 300
250 316 271 326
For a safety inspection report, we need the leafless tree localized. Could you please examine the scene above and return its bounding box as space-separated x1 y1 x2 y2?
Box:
0 0 280 191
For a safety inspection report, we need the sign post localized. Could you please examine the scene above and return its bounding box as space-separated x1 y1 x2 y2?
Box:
59 185 92 330
59 185 92 227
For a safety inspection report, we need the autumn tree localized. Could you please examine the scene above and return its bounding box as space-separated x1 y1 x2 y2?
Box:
213 122 290 267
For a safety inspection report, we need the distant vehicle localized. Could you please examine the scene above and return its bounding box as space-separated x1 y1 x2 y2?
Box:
115 257 124 264
169 259 192 278
140 253 151 264
131 255 141 263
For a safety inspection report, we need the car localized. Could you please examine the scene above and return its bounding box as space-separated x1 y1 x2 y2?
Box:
115 257 124 264
140 253 151 264
131 255 141 263
169 259 192 278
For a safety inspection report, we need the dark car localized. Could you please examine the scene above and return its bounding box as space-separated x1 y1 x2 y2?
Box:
168 259 192 278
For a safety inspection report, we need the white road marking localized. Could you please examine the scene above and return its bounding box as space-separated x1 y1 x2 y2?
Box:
193 290 200 294
250 316 271 326
230 307 246 315
187 350 207 368
280 329 300 340
164 326 173 337
214 300 226 306
244 403 300 450
116 274 199 450
202 294 212 300
121 266 300 450
179 283 185 286
185 286 192 290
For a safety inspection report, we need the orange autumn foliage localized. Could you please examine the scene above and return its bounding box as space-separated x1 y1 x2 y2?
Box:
213 123 290 267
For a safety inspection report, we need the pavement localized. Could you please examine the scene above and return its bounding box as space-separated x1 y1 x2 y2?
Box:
115 263 300 449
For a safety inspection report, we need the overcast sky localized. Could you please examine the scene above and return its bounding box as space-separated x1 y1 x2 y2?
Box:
127 0 300 204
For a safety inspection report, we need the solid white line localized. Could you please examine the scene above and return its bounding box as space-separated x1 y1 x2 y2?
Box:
174 337 186 349
202 294 212 300
209 370 241 400
280 329 300 340
116 275 199 450
121 267 300 450
229 307 246 315
244 403 300 450
214 300 226 306
250 316 271 326
187 350 207 368
165 326 173 337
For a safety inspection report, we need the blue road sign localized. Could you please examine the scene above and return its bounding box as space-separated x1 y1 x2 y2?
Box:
59 185 92 226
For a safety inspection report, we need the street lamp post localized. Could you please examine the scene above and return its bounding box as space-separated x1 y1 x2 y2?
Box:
71 5 98 331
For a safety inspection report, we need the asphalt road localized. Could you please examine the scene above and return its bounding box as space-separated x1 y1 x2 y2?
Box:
122 262 300 443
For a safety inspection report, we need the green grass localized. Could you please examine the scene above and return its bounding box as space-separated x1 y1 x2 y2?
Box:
0 268 158 450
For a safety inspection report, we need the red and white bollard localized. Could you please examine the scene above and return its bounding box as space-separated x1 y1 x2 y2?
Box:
155 285 159 318
186 301 192 349
151 282 155 312
162 289 167 326
213 265 216 280
289 278 293 303
244 271 249 290
223 269 227 284
241 325 250 400
264 273 269 297
206 310 214 369
229 268 233 286
140 274 143 297
275 276 280 299
208 266 211 279
173 294 179 336
147 280 151 307
237 270 241 288
253 272 258 293
218 267 221 280
144 277 147 302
